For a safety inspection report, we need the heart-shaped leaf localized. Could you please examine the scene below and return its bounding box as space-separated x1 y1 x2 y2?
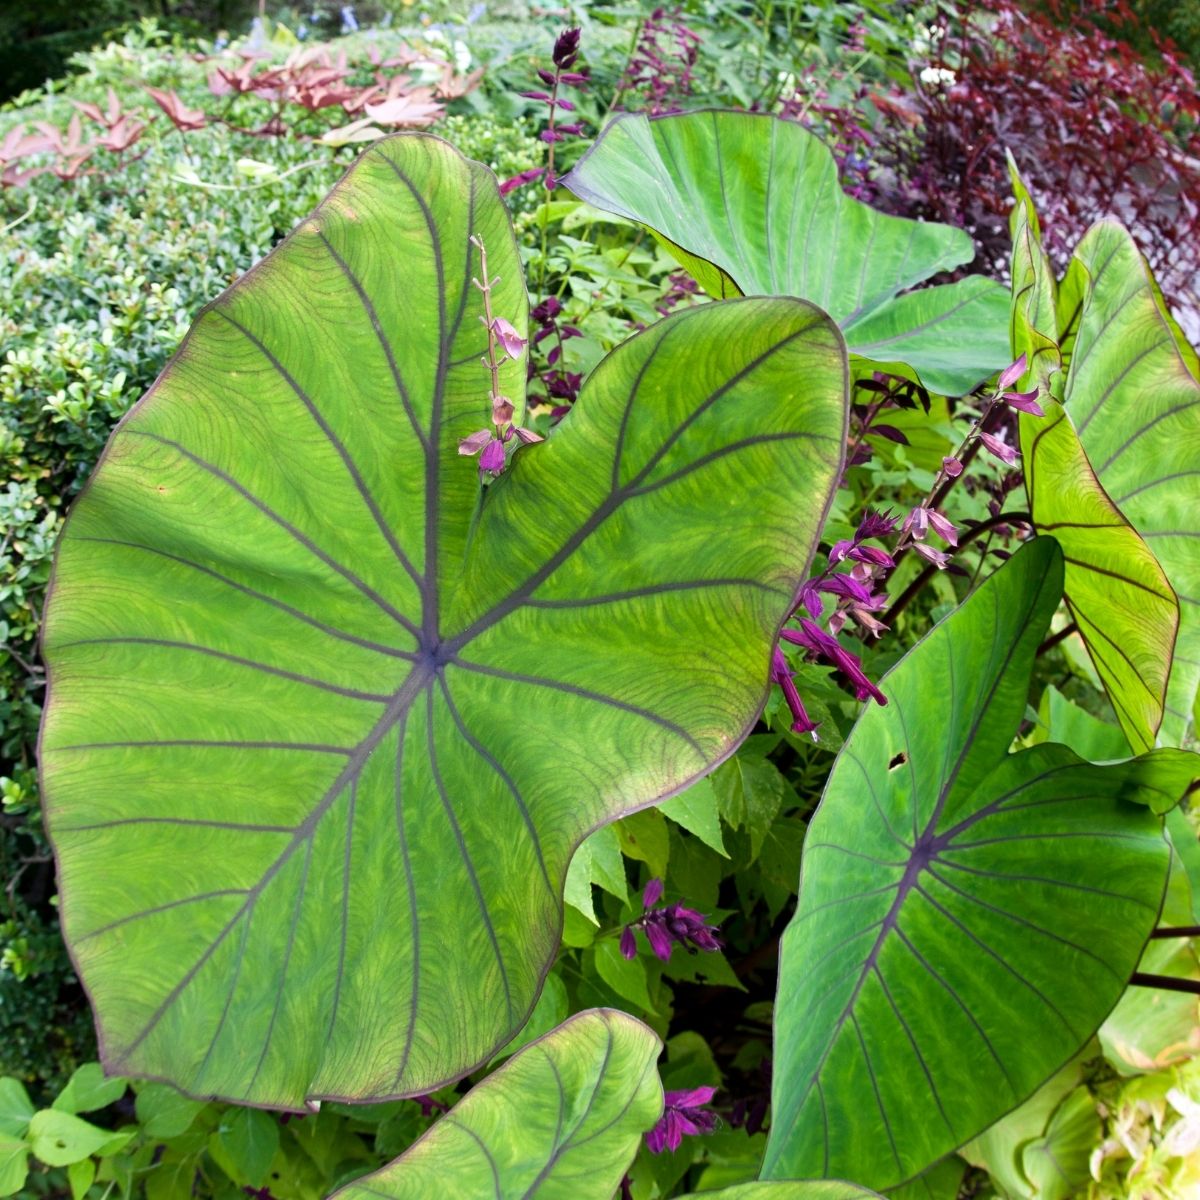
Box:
40 134 847 1108
763 538 1188 1188
1009 164 1179 752
333 1009 661 1200
563 110 1010 395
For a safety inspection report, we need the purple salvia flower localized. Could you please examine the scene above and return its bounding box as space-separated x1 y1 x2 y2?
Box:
856 508 898 541
1002 387 1044 417
770 647 819 739
903 506 930 539
490 317 526 358
458 429 491 456
781 620 887 706
912 542 951 569
942 455 963 477
978 430 1018 465
499 166 546 195
479 437 506 478
819 574 874 605
646 1087 718 1154
644 921 674 962
848 544 894 568
926 510 957 545
552 27 581 69
643 877 664 908
996 353 1028 391
619 926 637 960
511 425 543 445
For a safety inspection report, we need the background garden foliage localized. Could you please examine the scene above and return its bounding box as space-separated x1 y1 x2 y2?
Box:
1 1 1198 1197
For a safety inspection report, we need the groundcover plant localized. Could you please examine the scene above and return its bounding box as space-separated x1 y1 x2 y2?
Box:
31 111 1200 1197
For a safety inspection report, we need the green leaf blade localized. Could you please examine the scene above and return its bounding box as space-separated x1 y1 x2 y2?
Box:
764 539 1181 1188
333 1010 661 1200
41 137 848 1108
564 110 1008 393
1063 220 1200 746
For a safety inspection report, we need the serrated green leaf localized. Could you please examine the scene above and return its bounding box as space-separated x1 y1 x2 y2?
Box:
660 777 727 856
616 810 670 879
41 134 848 1105
593 939 657 1014
214 1108 279 1187
564 110 1009 395
333 1010 662 1199
764 539 1188 1188
712 745 791 861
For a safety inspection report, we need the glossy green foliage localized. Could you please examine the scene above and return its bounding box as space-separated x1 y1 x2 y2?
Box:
1009 167 1180 752
764 539 1188 1188
563 110 1010 395
333 1010 661 1200
39 134 848 1108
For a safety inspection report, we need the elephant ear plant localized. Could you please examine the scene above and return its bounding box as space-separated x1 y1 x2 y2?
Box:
35 123 1200 1198
38 135 846 1107
562 110 1011 396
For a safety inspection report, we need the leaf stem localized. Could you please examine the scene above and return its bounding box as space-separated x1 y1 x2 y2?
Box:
1130 972 1200 995
1036 621 1078 657
1150 926 1200 939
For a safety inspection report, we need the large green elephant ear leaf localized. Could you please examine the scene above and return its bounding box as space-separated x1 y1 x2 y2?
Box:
332 1010 661 1200
563 110 1010 395
1009 164 1179 753
763 538 1189 1189
40 134 848 1108
1062 220 1200 747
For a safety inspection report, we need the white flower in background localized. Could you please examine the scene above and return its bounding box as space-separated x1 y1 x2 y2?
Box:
919 66 957 88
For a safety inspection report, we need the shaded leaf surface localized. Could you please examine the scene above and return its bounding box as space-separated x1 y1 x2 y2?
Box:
40 134 847 1107
564 110 1010 394
764 539 1182 1188
333 1010 661 1200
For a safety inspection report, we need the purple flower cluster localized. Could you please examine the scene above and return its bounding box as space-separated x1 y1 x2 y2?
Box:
619 878 722 963
616 7 700 115
527 295 583 414
646 1086 718 1153
501 28 588 194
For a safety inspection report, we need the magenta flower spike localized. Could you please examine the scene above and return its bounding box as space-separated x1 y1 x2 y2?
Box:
479 438 506 478
490 317 527 359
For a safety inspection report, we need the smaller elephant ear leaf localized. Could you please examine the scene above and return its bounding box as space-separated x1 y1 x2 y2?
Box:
40 133 848 1108
563 110 1011 395
332 1009 662 1200
1009 163 1179 753
764 537 1190 1190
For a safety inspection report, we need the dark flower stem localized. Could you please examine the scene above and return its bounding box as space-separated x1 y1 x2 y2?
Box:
1151 926 1200 938
880 510 1032 626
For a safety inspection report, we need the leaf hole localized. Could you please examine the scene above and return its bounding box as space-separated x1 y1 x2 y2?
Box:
888 752 907 770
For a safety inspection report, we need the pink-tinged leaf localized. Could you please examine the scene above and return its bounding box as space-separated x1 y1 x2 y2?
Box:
143 87 207 131
364 91 443 128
